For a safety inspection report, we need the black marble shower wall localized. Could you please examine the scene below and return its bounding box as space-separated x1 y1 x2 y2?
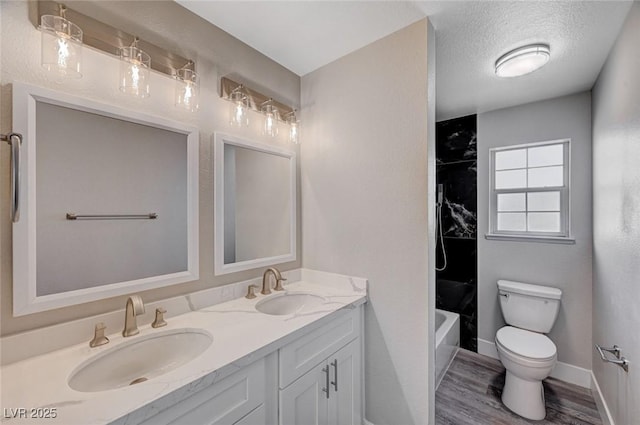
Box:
436 114 478 352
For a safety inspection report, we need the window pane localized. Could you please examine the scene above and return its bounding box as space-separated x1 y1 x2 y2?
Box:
498 193 526 211
528 144 564 167
528 192 561 211
496 169 527 189
497 213 526 231
495 149 526 170
528 212 561 232
528 166 563 188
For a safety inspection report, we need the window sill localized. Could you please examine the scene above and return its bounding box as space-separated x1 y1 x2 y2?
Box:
485 233 576 245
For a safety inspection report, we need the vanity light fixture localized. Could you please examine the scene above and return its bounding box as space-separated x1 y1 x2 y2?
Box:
36 1 198 110
221 77 299 140
40 4 83 79
119 37 151 98
175 61 199 112
285 110 300 144
495 44 550 78
261 99 280 138
229 84 250 127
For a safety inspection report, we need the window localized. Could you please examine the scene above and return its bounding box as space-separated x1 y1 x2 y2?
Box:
488 140 573 242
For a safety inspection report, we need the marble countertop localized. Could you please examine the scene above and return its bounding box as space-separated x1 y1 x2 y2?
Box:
0 270 367 425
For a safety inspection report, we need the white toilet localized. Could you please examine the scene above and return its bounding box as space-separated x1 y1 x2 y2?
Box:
495 280 562 420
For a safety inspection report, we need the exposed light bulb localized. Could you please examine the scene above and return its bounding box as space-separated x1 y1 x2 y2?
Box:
131 63 140 90
56 38 69 68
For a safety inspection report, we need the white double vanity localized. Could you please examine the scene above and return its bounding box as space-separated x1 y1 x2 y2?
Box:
1 83 366 424
1 270 367 425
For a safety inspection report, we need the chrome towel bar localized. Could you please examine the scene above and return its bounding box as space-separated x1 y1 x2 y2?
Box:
595 344 629 372
66 213 158 220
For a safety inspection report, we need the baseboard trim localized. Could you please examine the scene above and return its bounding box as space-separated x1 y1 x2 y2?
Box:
477 338 592 388
591 372 615 425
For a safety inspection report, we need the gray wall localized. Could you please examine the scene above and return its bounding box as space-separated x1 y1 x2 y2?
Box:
592 3 640 423
301 20 432 425
477 92 593 369
0 0 301 335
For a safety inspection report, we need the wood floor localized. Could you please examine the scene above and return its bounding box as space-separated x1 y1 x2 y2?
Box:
435 349 603 425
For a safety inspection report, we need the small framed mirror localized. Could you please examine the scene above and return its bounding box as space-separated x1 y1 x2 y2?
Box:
214 133 296 275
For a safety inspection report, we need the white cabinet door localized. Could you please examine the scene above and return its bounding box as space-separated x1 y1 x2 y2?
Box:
328 340 361 425
280 361 329 425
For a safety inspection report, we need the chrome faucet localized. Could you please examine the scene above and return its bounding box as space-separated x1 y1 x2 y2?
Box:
261 267 287 295
122 295 145 337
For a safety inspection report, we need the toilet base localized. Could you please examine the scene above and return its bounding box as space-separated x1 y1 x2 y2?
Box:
501 370 546 420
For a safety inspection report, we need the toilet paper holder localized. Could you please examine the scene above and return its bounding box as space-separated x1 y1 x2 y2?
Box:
595 344 629 372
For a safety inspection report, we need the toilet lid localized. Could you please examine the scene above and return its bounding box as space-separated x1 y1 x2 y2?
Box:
496 326 556 360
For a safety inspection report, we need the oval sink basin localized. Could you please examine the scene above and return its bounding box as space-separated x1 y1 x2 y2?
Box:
68 328 212 392
255 292 326 315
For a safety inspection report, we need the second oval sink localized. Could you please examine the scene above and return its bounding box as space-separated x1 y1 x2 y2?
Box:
68 328 212 392
256 292 326 315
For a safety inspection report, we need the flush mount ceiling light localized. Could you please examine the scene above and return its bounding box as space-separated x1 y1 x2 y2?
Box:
495 44 550 78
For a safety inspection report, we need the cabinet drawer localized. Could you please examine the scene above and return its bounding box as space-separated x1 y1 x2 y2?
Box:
140 358 265 425
280 308 360 388
233 404 266 425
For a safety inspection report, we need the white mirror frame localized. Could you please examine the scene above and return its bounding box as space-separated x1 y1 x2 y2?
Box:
11 82 199 316
214 132 296 275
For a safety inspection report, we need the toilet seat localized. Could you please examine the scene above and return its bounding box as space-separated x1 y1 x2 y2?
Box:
496 326 556 361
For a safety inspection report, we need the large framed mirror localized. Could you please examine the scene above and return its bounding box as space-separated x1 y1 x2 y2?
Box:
11 82 199 316
214 133 296 275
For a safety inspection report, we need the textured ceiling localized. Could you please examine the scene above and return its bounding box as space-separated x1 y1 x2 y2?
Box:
175 1 632 120
427 1 633 120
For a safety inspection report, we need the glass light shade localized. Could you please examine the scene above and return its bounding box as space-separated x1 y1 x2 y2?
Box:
286 113 300 144
175 68 199 112
262 104 279 138
40 15 83 79
289 120 299 144
229 91 249 127
119 46 151 98
495 44 550 78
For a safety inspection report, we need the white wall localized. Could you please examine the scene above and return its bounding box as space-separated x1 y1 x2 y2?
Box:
477 92 593 370
592 3 640 423
0 0 301 335
301 19 433 425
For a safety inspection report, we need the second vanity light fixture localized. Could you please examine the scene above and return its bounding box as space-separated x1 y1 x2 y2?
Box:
36 1 198 110
221 77 300 143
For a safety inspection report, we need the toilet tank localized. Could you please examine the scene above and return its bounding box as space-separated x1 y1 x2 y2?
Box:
497 280 562 333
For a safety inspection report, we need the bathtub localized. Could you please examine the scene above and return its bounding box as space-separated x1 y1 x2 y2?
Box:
435 309 460 388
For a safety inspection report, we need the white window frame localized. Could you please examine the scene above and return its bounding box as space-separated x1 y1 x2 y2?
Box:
486 139 575 244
